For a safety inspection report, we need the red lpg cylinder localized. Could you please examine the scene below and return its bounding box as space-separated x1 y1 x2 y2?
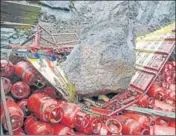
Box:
164 76 175 84
156 119 168 126
162 68 173 77
169 84 175 91
153 100 175 112
149 116 168 126
74 132 86 135
97 120 122 135
168 61 176 68
57 100 82 128
17 99 30 117
148 84 166 100
6 96 15 102
115 115 143 135
75 115 101 135
155 119 168 126
123 112 150 128
105 118 122 135
150 125 176 135
165 89 175 104
162 63 174 73
51 123 74 135
136 94 154 108
161 81 170 89
168 119 176 127
24 116 54 135
0 101 24 131
15 61 45 88
11 81 30 100
43 87 56 98
162 62 175 84
13 128 25 135
32 89 42 94
27 93 63 123
166 89 175 99
98 123 109 135
6 128 25 135
0 60 14 77
1 77 12 94
122 119 144 135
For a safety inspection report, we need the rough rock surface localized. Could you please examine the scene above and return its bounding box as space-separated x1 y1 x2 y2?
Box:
61 1 175 96
62 1 136 96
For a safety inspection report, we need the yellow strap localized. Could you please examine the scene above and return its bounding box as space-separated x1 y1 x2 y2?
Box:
136 23 175 41
99 95 109 102
28 58 38 63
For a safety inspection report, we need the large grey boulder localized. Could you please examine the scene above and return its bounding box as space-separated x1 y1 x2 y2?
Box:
61 1 175 97
62 1 137 97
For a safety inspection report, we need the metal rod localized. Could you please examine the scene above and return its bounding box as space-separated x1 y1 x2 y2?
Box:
20 33 35 46
56 40 79 45
108 98 139 116
1 79 13 135
0 123 4 135
125 106 176 119
39 24 53 36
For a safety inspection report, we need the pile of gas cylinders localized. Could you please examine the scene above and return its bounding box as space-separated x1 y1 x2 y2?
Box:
137 61 175 111
0 59 175 135
132 61 176 135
